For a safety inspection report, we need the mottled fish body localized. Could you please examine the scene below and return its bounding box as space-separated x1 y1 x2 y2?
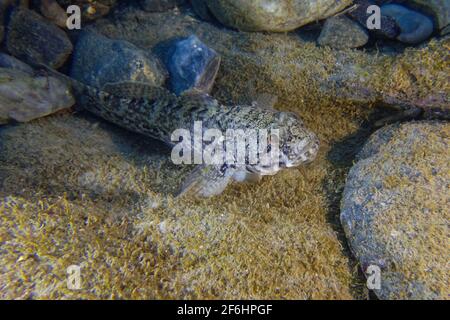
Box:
38 65 319 197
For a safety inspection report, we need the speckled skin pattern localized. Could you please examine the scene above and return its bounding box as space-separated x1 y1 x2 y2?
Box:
74 81 319 196
79 82 319 157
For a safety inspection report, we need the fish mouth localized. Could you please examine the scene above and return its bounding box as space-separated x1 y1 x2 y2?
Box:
246 163 280 176
281 140 320 168
246 139 320 174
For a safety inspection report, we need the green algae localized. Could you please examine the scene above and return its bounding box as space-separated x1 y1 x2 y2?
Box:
0 7 448 300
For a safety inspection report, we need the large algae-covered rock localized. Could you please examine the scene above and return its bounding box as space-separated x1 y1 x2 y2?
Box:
0 113 359 299
0 68 74 124
341 122 450 299
197 0 353 32
408 0 449 31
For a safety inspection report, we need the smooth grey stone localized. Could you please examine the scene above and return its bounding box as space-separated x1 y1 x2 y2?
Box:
6 8 73 69
318 15 369 49
408 0 449 31
70 30 167 90
0 53 34 75
381 4 434 44
347 0 400 39
0 68 75 124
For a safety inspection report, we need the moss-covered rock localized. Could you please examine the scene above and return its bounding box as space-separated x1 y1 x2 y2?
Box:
196 0 353 32
0 53 34 74
341 122 450 299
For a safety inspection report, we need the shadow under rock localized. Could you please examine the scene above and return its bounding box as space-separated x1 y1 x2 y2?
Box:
0 112 192 207
321 107 398 299
78 112 193 197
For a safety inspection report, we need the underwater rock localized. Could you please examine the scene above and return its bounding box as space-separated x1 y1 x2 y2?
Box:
139 0 185 12
441 25 450 36
0 1 12 44
408 0 449 31
0 53 34 74
196 0 353 32
347 0 400 39
165 35 220 95
91 7 450 115
318 15 369 49
70 30 167 89
190 0 214 21
56 0 115 21
6 8 73 68
0 68 75 124
381 4 434 44
39 0 68 28
0 2 8 44
341 121 450 300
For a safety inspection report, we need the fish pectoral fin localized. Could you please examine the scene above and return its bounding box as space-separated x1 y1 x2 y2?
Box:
252 93 278 111
244 172 263 183
175 164 233 198
179 90 219 110
242 78 278 111
102 81 177 102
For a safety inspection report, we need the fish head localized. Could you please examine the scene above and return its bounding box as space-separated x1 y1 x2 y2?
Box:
275 111 319 168
246 111 319 176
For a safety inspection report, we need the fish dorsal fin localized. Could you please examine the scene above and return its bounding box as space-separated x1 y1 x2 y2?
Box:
252 93 278 111
102 81 177 102
244 79 278 111
179 90 219 108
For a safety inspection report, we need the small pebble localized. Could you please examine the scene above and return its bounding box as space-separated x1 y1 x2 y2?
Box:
318 15 369 49
381 4 434 44
165 35 220 95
